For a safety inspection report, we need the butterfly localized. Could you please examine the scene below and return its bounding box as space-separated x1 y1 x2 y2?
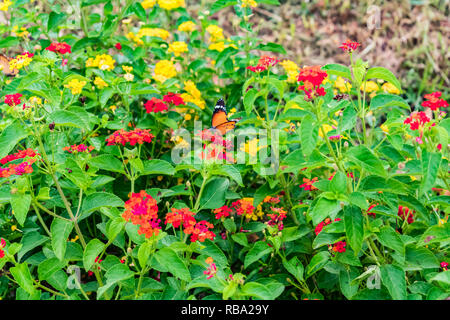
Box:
211 98 237 135
0 54 18 76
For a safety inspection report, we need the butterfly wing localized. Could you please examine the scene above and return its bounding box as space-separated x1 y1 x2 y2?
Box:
0 55 18 76
215 121 236 135
211 98 237 135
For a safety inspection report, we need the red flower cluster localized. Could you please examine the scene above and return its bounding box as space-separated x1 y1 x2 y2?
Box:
197 129 234 163
404 112 430 131
332 241 346 253
45 42 72 54
231 199 255 217
441 261 448 271
63 144 94 154
204 257 217 280
315 217 341 236
106 128 154 146
297 65 328 99
144 97 169 113
1 148 38 165
122 190 161 238
165 207 196 229
0 161 35 178
165 207 215 242
299 177 318 191
421 92 448 111
4 93 23 107
367 203 379 217
339 39 361 52
267 207 287 231
213 205 232 219
0 238 6 259
247 55 279 73
398 205 414 224
163 92 185 106
88 256 103 276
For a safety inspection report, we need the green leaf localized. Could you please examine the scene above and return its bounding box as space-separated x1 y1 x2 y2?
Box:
210 165 243 186
322 64 352 79
11 193 31 226
344 205 364 255
347 145 386 177
51 218 74 261
231 233 248 247
309 198 340 225
370 94 410 111
365 67 402 93
223 281 238 300
420 150 441 195
210 0 237 14
0 121 29 159
47 12 66 31
18 233 49 262
241 282 273 300
81 192 124 218
89 155 125 173
244 241 272 269
243 88 258 116
306 251 330 278
255 42 287 54
300 115 319 156
377 226 404 256
154 247 191 282
282 257 304 282
83 239 105 271
10 263 36 295
142 159 175 175
330 171 347 194
418 223 450 247
199 178 229 210
48 110 89 131
380 265 407 300
138 241 153 269
196 239 228 267
339 268 359 299
429 271 450 286
97 263 134 299
38 258 66 281
106 217 125 241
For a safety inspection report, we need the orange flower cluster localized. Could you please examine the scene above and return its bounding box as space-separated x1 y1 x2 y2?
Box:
299 177 318 191
63 144 94 154
122 190 161 238
0 160 35 178
164 207 215 242
106 128 154 146
297 65 327 99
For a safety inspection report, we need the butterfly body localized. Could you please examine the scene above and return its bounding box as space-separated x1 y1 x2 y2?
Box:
211 98 237 135
0 54 18 76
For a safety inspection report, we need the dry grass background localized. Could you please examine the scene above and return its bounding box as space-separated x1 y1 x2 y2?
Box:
202 0 449 102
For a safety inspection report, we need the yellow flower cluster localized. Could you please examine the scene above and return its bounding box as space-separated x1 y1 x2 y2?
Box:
141 0 156 9
157 0 185 10
94 77 108 89
9 53 33 71
240 138 265 157
12 25 29 37
29 96 42 106
0 0 12 11
206 25 224 42
334 76 351 93
180 80 206 110
242 198 264 221
178 21 196 33
241 0 257 8
280 60 299 83
127 28 170 45
168 41 188 57
65 79 87 95
153 60 177 83
86 54 115 71
381 82 400 94
123 66 134 81
360 81 378 93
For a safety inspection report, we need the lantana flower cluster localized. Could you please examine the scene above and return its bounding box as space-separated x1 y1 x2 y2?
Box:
106 128 154 146
122 191 161 238
165 207 216 242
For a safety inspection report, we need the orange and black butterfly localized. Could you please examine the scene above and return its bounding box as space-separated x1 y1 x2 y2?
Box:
0 54 18 76
211 98 237 135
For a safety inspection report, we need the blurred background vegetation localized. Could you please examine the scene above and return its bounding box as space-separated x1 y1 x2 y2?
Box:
200 0 449 106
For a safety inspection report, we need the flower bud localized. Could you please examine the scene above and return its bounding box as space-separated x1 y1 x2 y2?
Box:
49 122 55 131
